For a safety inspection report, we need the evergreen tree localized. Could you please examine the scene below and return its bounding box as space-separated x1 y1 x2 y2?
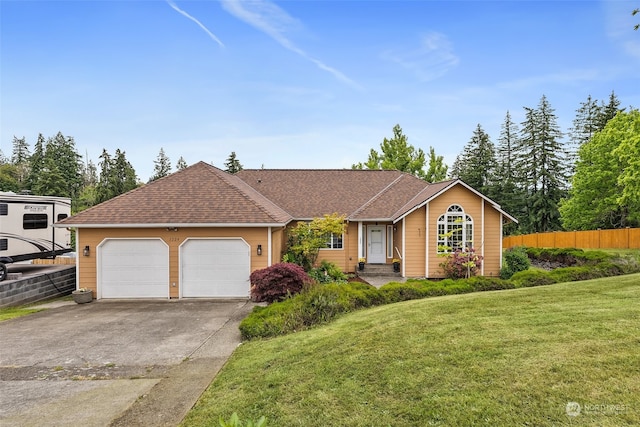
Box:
11 136 30 164
95 149 138 203
515 95 569 232
596 91 623 130
453 124 496 195
352 124 428 179
176 156 188 171
32 156 66 196
224 151 243 174
10 136 30 190
149 147 172 182
112 149 138 195
569 95 601 148
27 133 46 192
45 132 83 199
96 149 113 204
493 111 523 234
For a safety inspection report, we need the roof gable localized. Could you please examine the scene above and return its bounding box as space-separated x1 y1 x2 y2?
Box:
59 162 292 227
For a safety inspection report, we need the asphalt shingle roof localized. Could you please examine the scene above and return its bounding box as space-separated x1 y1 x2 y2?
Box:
59 162 292 226
60 162 514 227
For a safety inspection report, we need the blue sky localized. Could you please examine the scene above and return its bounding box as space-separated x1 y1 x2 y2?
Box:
2 0 639 182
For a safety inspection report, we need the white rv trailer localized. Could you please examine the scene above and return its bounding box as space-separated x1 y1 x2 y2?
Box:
0 192 72 281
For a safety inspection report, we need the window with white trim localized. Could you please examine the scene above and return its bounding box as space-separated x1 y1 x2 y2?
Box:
323 233 343 249
437 205 473 253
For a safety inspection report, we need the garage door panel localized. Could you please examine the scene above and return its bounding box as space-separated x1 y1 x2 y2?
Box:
181 239 250 298
100 239 169 299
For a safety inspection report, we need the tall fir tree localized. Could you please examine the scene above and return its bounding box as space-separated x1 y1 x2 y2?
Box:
176 156 188 171
10 136 30 190
27 133 46 193
515 95 569 232
149 148 172 182
453 124 496 195
493 111 523 234
45 132 83 199
224 152 243 174
95 149 138 203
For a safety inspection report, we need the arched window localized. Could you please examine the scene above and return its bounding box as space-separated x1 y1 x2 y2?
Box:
437 205 473 253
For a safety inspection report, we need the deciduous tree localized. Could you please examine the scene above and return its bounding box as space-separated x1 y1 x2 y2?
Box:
560 110 640 229
352 124 429 179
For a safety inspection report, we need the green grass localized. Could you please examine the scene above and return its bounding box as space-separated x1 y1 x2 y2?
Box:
0 305 45 321
182 274 640 426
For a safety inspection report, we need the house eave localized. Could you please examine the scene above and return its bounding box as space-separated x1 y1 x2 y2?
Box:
55 222 289 229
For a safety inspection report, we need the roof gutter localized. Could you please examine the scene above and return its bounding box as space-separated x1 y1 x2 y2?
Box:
54 222 289 229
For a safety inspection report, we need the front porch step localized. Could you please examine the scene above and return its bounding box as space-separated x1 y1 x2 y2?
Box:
356 263 401 277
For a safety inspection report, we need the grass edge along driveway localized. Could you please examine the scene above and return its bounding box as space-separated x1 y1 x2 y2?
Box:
183 273 640 426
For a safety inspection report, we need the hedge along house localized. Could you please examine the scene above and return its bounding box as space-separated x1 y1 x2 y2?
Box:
57 162 516 300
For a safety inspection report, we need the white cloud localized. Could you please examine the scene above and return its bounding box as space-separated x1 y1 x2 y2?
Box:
382 32 459 81
220 0 360 89
167 0 225 47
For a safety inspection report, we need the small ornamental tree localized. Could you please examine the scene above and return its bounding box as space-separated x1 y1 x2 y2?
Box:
250 262 314 303
284 213 346 271
439 248 483 279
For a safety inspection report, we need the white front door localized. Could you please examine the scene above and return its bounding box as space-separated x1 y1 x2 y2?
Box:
367 226 385 263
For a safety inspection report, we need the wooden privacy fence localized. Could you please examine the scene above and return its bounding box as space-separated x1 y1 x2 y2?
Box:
503 228 640 250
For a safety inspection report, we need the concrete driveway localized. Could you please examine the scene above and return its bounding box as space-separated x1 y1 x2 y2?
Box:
0 299 254 427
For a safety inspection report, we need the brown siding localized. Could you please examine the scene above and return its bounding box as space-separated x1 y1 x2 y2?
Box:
77 227 270 298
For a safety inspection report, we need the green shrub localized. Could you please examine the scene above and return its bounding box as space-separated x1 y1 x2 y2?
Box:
337 281 387 308
594 261 626 276
308 260 347 284
378 282 430 303
465 276 515 291
549 266 600 283
510 269 557 288
500 246 531 279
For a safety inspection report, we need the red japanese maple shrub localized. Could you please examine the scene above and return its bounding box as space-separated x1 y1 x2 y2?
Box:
250 262 314 303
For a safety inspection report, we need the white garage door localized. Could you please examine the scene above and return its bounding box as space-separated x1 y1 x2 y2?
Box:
99 239 169 299
181 239 250 298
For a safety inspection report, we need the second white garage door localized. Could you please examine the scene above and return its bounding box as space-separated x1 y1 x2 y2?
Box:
99 239 169 299
180 238 250 298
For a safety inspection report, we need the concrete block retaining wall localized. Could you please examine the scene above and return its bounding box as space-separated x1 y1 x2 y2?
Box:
0 267 76 308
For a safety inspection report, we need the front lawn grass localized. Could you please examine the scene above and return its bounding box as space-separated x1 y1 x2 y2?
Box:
0 305 44 322
182 274 640 426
